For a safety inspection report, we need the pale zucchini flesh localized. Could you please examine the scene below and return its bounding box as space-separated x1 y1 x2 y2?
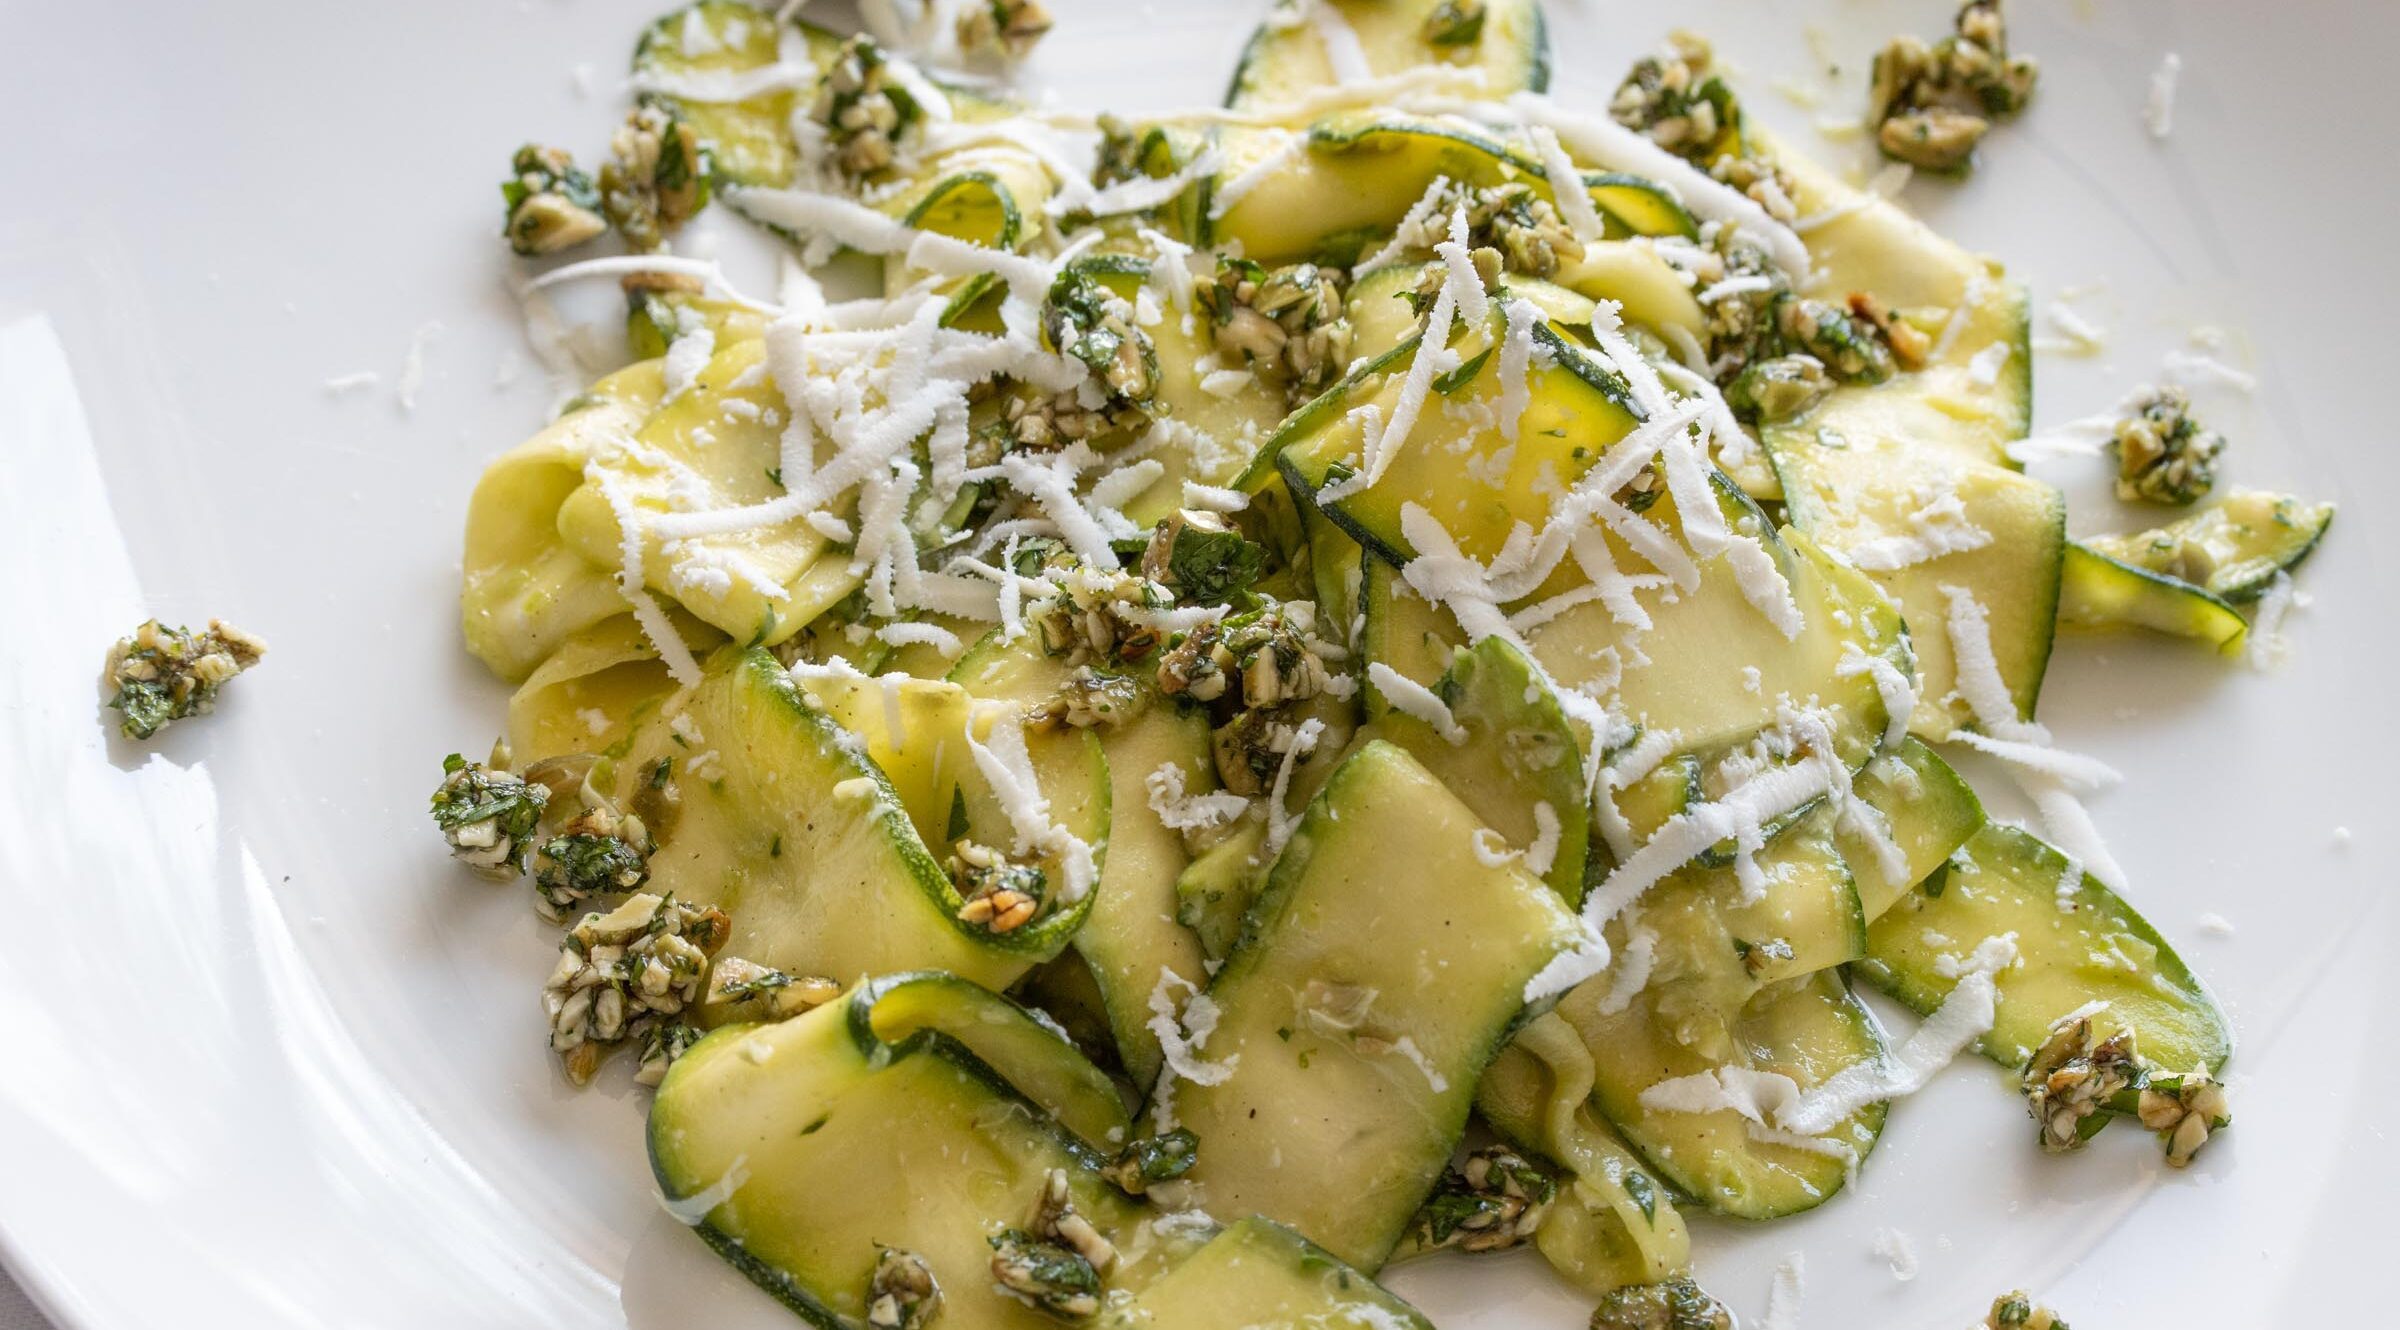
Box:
1559 968 1891 1221
2080 490 2335 605
1155 741 1583 1270
651 1010 1150 1329
1101 1217 1434 1330
2058 541 2248 653
1366 635 1590 904
461 363 666 681
1224 0 1549 112
1859 822 2232 1074
621 649 1095 990
1476 1012 1690 1294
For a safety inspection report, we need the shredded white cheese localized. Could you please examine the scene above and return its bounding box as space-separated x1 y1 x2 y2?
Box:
1367 662 1468 744
1146 968 1238 1111
1261 717 1328 862
397 320 442 414
1947 731 2121 791
589 467 702 688
1766 1248 1804 1325
1776 933 2017 1135
1145 761 1250 832
1966 342 2011 387
1300 0 1371 84
1939 584 2045 743
1529 125 1606 245
1509 93 1813 278
1870 1226 1920 1281
963 703 1098 903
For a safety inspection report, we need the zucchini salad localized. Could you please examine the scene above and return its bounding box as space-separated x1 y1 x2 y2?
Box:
422 0 2329 1325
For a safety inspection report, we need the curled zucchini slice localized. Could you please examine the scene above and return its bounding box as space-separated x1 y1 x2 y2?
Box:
1149 740 1586 1270
2057 541 2248 653
651 980 1156 1328
1224 0 1549 112
621 648 1104 990
2080 490 2334 606
1859 822 2232 1075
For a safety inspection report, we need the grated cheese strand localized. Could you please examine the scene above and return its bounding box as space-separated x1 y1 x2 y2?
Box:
1509 92 1811 277
1529 125 1607 245
1367 662 1468 744
1939 584 2046 743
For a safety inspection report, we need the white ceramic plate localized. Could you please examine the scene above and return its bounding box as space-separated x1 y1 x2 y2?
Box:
3 1 2395 1324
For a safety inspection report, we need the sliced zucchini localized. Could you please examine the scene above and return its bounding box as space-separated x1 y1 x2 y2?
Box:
942 627 1223 1086
504 614 683 762
795 668 1113 945
1170 683 1364 964
1368 635 1589 904
557 337 855 646
1476 1012 1690 1294
1278 316 1641 568
1306 504 1367 650
843 971 1133 1149
2057 541 2248 653
1357 554 1461 721
1044 249 1286 510
1859 823 2233 1074
1081 707 1219 1086
1577 174 1700 241
462 361 664 681
1629 807 1866 1033
1735 131 2028 503
1013 949 1126 1070
1224 0 1548 112
1558 968 1891 1220
1101 1216 1433 1330
1155 741 1584 1270
1528 512 1912 776
1210 114 1522 265
1077 117 1216 240
632 2 842 188
1768 429 2065 740
1608 752 1700 846
791 670 978 837
651 997 1154 1328
1174 819 1270 964
1767 134 2033 468
1551 242 1707 346
627 285 771 360
1343 263 1432 359
1843 738 1985 923
2080 490 2335 605
622 649 1094 990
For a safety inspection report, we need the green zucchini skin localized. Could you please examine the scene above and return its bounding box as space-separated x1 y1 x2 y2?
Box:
1561 968 1892 1221
1845 738 1987 923
2080 491 2335 605
2058 541 2249 653
1222 0 1551 112
625 649 1100 992
845 971 1134 1149
1100 1217 1436 1329
1858 822 2233 1075
1150 740 1584 1271
1366 634 1591 904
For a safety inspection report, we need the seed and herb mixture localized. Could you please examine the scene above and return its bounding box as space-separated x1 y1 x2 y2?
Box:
423 0 2332 1323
